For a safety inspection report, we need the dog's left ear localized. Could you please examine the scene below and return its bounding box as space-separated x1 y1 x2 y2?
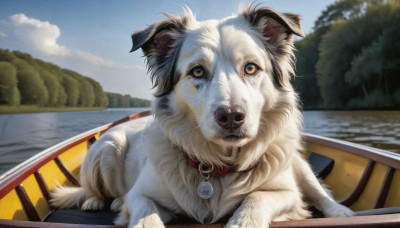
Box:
242 7 304 43
241 7 304 87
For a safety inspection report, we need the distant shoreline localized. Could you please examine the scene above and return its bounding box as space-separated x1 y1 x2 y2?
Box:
0 105 152 115
0 105 107 114
2 105 396 115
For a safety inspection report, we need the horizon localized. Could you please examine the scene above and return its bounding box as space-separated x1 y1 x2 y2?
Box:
0 0 335 100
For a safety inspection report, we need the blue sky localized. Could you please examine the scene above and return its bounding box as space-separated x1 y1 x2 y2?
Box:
0 0 335 100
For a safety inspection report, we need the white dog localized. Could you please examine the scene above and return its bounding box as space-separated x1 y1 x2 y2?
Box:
51 5 354 227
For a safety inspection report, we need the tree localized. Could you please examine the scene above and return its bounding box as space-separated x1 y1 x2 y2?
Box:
76 77 95 107
293 28 328 108
57 83 68 107
316 2 400 109
13 51 36 66
129 97 151 107
101 93 109 107
122 95 130 107
105 92 150 108
34 59 67 106
106 92 118 108
11 58 32 71
345 24 400 108
294 0 375 109
316 20 352 108
17 67 48 105
0 61 20 105
0 49 17 62
0 49 148 109
86 78 108 107
61 74 80 106
293 0 400 109
39 70 62 107
313 0 385 30
61 69 96 107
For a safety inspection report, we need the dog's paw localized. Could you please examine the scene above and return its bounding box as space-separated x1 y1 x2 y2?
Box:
323 202 355 217
114 205 129 225
114 216 127 226
116 204 165 228
81 197 104 211
129 213 165 228
111 197 123 212
226 212 268 228
225 219 269 228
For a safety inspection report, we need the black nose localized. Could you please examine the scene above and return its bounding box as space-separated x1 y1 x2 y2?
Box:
214 105 245 130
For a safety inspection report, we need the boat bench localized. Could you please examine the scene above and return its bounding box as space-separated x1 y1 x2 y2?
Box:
44 208 329 225
44 204 400 225
45 209 117 225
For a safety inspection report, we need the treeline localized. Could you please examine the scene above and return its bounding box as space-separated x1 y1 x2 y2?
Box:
0 49 150 109
294 0 400 109
106 92 151 108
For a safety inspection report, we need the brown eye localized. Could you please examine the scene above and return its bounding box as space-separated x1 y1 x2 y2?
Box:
244 63 258 75
190 66 205 78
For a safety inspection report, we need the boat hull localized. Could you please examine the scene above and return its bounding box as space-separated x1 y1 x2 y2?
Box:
0 110 399 227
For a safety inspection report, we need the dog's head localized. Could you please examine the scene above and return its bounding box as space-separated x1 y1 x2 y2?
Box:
131 5 303 160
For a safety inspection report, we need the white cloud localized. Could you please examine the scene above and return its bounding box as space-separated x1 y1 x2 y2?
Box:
0 14 153 100
7 14 69 56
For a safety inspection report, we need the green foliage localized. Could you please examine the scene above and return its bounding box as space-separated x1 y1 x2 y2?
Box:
86 78 107 107
107 92 118 108
345 23 400 107
0 61 20 106
316 19 352 108
348 89 395 108
16 67 49 106
101 93 109 107
0 48 150 111
394 89 400 105
313 0 387 30
0 49 17 62
295 0 400 109
316 2 400 109
57 84 68 107
11 58 32 71
293 28 328 108
61 73 80 107
106 92 150 108
314 0 365 30
77 78 95 107
39 71 62 107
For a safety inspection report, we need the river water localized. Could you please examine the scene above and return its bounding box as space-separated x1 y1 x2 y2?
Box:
0 109 399 174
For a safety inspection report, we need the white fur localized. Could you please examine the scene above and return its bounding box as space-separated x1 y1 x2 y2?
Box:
51 6 354 228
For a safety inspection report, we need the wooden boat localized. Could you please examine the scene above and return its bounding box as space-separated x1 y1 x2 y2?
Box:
0 110 399 228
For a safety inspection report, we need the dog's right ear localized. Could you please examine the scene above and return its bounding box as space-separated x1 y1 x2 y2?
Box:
130 19 185 55
130 11 193 97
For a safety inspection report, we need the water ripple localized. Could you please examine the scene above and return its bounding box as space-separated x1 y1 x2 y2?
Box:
303 111 400 153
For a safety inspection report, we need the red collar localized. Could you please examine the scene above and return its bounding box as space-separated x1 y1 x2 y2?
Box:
183 152 257 177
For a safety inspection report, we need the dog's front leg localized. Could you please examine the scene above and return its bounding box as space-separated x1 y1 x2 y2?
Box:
114 161 175 228
115 188 175 228
226 190 309 228
293 155 354 217
115 194 171 228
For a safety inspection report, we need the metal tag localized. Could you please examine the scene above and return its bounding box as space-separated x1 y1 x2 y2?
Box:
197 180 213 199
